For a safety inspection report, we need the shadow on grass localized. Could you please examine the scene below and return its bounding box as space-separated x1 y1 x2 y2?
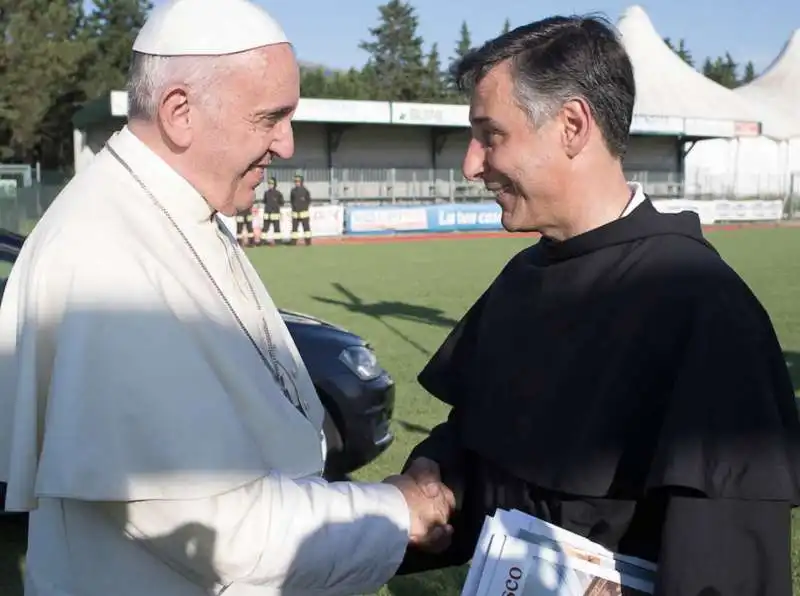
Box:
386 565 468 596
314 283 458 329
0 513 27 596
313 283 458 357
394 419 432 436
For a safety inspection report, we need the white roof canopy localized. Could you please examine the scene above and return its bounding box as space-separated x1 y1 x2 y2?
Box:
617 5 762 137
734 30 800 139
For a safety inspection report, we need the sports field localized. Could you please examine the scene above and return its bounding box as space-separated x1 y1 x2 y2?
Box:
1 227 799 594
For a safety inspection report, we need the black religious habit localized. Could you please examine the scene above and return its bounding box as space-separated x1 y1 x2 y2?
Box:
398 199 800 596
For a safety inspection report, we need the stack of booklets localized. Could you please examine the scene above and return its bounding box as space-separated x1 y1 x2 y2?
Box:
461 508 657 595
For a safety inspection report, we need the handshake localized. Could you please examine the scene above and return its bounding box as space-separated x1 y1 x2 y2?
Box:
384 457 455 553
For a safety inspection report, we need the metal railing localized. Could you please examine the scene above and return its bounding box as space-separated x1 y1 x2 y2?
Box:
0 165 66 235
0 166 794 236
267 168 790 203
267 168 492 204
0 183 62 235
788 173 800 219
266 167 708 203
685 171 792 200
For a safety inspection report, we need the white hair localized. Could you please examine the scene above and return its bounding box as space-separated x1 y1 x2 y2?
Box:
126 51 256 121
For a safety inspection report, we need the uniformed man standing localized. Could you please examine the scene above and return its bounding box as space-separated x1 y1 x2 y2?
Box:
263 176 284 246
235 203 254 247
290 173 312 245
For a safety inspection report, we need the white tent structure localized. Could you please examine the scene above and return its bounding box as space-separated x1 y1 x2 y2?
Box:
615 6 762 196
684 29 800 198
736 29 800 139
618 5 762 137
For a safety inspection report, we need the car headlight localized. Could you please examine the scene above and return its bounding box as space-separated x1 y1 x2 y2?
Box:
339 345 383 381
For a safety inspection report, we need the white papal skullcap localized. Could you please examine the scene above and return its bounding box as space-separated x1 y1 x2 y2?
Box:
133 0 288 56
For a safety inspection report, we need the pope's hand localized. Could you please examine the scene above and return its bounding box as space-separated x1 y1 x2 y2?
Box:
385 465 455 553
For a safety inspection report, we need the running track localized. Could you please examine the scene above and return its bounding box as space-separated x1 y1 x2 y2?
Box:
313 220 800 246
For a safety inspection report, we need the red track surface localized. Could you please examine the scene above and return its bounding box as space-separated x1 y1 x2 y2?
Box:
313 220 798 246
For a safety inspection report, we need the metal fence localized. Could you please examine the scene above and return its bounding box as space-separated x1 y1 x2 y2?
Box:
788 173 800 219
269 167 691 204
267 167 792 204
0 166 66 235
268 167 493 204
0 166 796 236
685 171 793 200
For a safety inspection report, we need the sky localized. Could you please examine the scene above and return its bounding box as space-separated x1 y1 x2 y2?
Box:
144 0 799 75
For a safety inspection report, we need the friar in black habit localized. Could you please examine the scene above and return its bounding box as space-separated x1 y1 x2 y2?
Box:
396 14 800 596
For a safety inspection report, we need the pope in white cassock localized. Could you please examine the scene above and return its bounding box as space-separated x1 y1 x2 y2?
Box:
0 0 455 594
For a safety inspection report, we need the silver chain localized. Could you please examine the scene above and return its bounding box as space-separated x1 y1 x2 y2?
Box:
106 145 306 417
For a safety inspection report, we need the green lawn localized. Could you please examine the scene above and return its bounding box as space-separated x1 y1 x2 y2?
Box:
1 227 800 594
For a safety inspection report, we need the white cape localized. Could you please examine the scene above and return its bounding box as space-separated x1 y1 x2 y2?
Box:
0 127 327 510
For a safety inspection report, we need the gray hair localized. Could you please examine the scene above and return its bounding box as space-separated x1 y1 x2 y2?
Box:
126 51 255 121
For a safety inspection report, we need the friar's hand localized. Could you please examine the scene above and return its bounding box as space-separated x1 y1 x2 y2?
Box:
404 457 443 498
385 472 455 553
401 457 455 552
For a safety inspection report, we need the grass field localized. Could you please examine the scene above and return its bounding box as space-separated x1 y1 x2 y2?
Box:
1 227 800 594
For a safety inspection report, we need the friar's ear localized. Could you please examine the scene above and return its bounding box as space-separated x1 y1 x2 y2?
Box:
559 97 592 159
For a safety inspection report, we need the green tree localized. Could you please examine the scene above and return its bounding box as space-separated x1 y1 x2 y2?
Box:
501 18 511 35
358 0 426 102
741 60 756 83
453 20 472 63
663 37 694 67
81 0 152 99
421 42 447 101
301 66 373 100
358 64 380 100
703 52 739 88
447 20 472 94
0 0 88 161
300 67 329 98
328 68 373 99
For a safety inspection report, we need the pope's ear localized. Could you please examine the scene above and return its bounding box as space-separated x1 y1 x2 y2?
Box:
157 86 193 148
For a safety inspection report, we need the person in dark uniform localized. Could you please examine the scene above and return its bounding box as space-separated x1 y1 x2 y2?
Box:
289 173 312 246
262 176 284 246
235 204 254 248
396 15 800 596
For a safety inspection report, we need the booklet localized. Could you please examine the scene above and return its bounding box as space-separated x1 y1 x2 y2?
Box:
461 509 656 596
